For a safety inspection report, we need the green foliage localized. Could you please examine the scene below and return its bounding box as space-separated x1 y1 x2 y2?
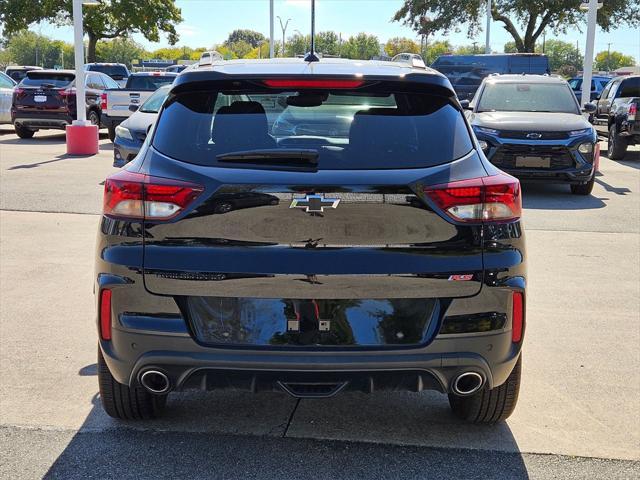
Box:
225 40 253 59
285 33 310 57
393 1 640 53
0 0 183 62
424 39 453 64
536 39 582 71
151 46 193 61
341 33 380 60
455 44 481 55
315 31 341 56
503 41 518 53
96 38 148 67
225 29 265 48
3 30 74 68
384 37 420 57
594 50 636 71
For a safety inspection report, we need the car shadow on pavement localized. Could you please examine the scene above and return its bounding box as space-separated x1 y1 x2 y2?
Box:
40 388 530 479
521 183 607 210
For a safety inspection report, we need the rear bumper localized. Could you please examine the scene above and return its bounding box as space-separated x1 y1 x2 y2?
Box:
102 114 127 129
12 113 73 130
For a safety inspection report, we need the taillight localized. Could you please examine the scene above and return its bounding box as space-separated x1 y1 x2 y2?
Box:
58 88 74 97
14 87 24 96
511 291 524 343
103 170 203 220
628 102 637 121
263 79 365 89
423 173 521 223
100 93 107 110
100 289 112 341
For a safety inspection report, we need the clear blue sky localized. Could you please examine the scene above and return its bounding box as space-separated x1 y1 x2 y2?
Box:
38 0 640 61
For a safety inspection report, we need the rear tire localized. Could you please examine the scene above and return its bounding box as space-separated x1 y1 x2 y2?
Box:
14 125 35 139
570 173 595 196
448 356 521 424
98 347 166 420
608 124 628 160
88 110 100 127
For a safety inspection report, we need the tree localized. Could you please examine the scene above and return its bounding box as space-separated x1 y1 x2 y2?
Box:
393 1 640 53
384 37 420 57
537 39 582 71
225 40 253 59
0 0 183 63
594 50 636 72
315 31 341 56
96 38 148 67
341 33 380 60
424 39 453 64
285 33 309 57
455 44 480 55
225 29 265 48
4 30 74 68
151 46 193 61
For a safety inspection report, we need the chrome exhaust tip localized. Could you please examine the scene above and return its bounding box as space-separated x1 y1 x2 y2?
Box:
139 370 171 394
452 371 484 396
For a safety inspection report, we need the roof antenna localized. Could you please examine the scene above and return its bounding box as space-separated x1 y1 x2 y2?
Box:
304 0 320 62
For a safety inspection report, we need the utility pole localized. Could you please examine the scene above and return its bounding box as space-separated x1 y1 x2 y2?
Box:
485 0 491 54
269 0 274 58
580 0 600 109
277 16 291 58
606 42 612 72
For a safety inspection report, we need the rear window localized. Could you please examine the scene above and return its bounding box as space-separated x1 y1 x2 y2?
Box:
127 75 175 90
152 87 473 169
20 72 75 88
478 82 578 113
617 77 640 98
88 64 128 79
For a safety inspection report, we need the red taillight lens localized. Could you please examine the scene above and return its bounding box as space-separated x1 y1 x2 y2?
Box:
58 88 75 98
100 289 112 341
511 291 524 343
103 170 203 220
423 173 521 223
628 102 637 121
263 79 365 89
100 93 107 110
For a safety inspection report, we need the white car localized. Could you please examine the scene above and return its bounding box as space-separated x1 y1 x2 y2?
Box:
0 71 17 124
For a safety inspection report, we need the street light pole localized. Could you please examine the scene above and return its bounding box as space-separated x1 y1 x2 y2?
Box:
269 0 274 58
485 0 491 54
72 0 87 124
277 16 291 58
580 0 599 109
66 0 99 155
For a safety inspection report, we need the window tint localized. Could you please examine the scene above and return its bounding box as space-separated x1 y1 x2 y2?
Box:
127 75 175 90
139 86 171 113
102 75 120 89
153 88 473 170
88 64 128 79
0 73 14 88
478 82 578 113
20 72 75 88
617 77 640 98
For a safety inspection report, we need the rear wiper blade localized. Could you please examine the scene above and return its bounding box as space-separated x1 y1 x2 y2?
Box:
217 149 319 167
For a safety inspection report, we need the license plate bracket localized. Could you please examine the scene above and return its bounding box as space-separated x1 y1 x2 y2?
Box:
515 156 551 168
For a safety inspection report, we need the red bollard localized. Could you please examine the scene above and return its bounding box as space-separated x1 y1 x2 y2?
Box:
66 123 99 155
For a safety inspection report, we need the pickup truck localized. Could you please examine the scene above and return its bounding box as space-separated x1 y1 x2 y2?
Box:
101 71 177 140
592 75 639 160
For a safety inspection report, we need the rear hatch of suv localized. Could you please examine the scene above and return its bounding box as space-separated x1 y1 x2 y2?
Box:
13 71 75 116
113 77 510 348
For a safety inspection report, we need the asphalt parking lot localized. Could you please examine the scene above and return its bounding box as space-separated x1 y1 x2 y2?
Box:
1 127 639 479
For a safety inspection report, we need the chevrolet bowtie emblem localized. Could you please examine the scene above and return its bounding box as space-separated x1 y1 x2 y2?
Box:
526 132 543 139
290 194 340 213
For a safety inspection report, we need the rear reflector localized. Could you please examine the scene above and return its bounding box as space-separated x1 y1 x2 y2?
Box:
424 173 521 223
263 79 365 89
511 292 524 343
100 289 112 341
103 170 203 220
